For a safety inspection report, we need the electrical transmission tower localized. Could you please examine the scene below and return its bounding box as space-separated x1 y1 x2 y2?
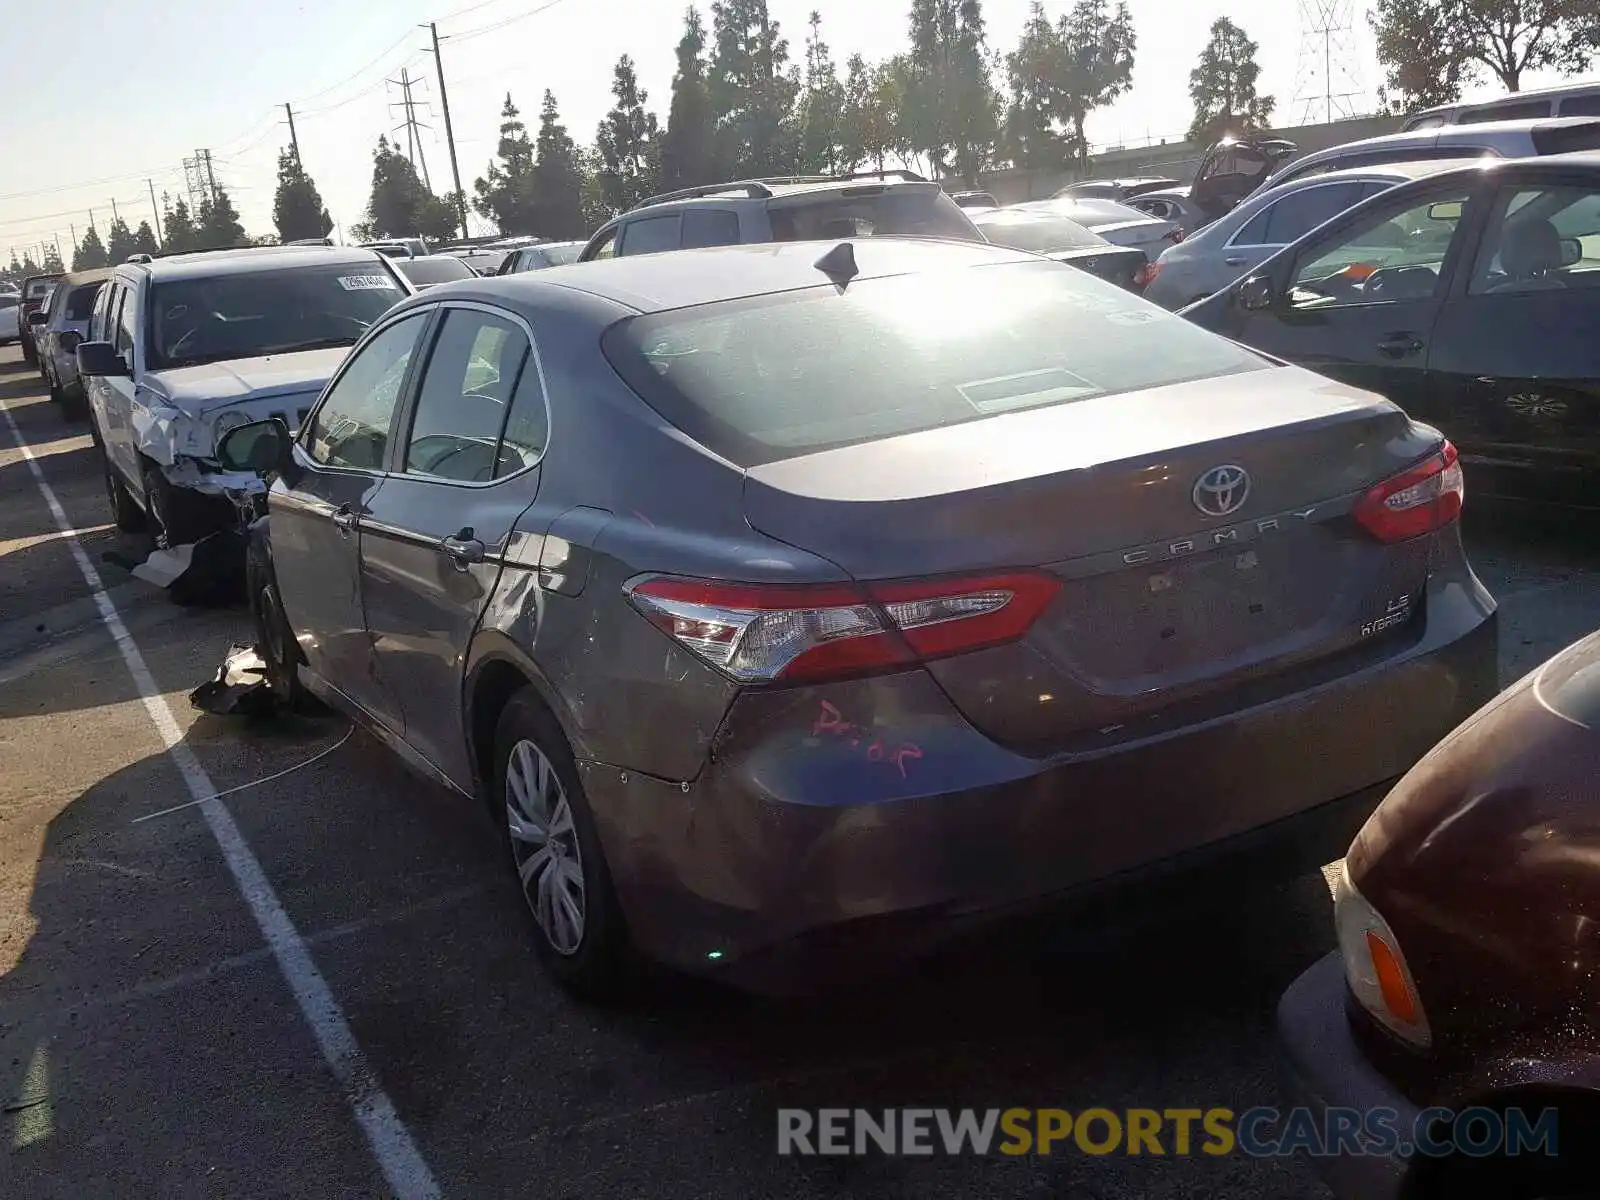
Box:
1292 0 1364 125
389 69 435 191
182 149 219 211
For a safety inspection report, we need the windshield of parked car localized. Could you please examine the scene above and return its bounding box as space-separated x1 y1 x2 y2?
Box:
604 259 1267 467
146 262 406 369
24 278 57 299
971 211 1106 253
767 186 982 242
397 256 476 287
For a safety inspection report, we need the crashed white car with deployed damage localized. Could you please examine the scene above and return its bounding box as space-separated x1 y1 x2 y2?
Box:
78 245 414 550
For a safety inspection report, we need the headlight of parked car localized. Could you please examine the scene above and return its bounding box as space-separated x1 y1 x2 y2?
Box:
212 411 251 457
1333 865 1431 1049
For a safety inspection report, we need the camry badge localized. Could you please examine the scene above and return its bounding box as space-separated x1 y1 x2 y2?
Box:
1192 464 1251 518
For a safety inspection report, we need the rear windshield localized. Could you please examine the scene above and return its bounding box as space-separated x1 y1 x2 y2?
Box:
147 262 406 370
603 260 1266 467
25 279 56 298
541 243 582 266
972 213 1104 253
767 186 982 243
398 257 476 286
66 283 102 321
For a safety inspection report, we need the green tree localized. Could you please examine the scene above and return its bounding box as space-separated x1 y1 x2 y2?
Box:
21 252 41 275
1058 0 1136 171
105 216 138 264
709 0 801 177
1004 2 1070 169
660 7 720 190
473 94 539 234
576 147 615 232
73 227 109 270
905 0 1002 184
41 245 64 272
596 56 661 216
133 220 161 255
841 54 906 172
196 187 248 248
272 148 334 242
361 136 457 240
163 196 199 253
796 12 847 173
529 91 589 239
5 250 21 279
1373 0 1598 109
1187 17 1274 145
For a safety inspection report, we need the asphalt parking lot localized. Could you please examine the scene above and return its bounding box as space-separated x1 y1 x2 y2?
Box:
2 343 1597 1199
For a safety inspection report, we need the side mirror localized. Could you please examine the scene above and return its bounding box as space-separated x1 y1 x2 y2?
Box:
1560 237 1582 268
1237 274 1275 312
76 340 129 378
26 310 47 326
217 417 293 477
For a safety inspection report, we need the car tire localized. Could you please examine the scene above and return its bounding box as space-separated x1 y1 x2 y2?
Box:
493 688 631 1001
248 561 304 704
102 449 145 533
141 462 213 551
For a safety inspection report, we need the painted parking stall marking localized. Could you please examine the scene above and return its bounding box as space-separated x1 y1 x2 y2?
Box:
0 396 441 1200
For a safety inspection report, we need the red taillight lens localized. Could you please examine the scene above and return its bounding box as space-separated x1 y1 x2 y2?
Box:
1353 440 1464 543
1134 262 1161 287
625 571 1061 683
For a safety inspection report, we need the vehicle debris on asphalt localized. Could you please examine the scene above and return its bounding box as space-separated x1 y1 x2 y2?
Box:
102 529 246 607
189 641 281 716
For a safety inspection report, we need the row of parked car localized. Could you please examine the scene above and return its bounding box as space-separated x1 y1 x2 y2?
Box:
9 108 1600 1196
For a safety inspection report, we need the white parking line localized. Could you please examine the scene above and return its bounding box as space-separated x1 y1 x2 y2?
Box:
0 398 440 1200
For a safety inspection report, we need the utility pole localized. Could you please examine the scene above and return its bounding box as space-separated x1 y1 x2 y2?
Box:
285 102 301 165
148 179 163 246
428 22 468 239
111 197 120 225
390 69 434 193
204 150 218 205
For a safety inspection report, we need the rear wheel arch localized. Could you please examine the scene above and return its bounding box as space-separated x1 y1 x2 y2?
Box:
464 638 581 807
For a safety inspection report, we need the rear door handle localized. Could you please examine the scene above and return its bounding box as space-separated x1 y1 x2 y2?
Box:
331 506 356 534
441 528 486 569
1376 333 1424 359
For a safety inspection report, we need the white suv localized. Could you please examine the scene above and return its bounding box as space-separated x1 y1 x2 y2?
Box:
77 245 414 549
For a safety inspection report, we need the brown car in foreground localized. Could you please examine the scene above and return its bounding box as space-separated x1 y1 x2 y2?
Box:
1279 627 1600 1198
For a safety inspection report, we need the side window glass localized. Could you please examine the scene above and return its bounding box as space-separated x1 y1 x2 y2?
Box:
1233 205 1275 246
404 309 530 482
619 215 681 257
1267 183 1364 244
1289 190 1470 309
495 347 550 478
1560 94 1600 117
1470 184 1600 296
587 230 619 261
682 210 741 249
90 280 112 340
304 313 428 470
114 288 137 355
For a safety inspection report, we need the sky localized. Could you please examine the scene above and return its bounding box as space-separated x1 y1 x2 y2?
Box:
0 0 1582 261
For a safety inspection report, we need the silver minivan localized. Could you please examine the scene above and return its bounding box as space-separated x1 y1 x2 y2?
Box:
1403 80 1600 130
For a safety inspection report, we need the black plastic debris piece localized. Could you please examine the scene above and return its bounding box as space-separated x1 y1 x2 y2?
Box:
190 642 279 717
101 530 246 608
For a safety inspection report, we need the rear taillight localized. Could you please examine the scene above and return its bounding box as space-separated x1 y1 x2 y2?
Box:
1165 227 1186 243
1352 440 1463 543
1134 262 1161 287
624 571 1061 683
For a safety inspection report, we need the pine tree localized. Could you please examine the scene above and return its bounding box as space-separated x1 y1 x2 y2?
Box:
797 12 846 174
196 187 247 248
596 56 661 216
529 91 589 239
41 246 64 272
906 0 1001 184
20 252 41 275
272 148 335 242
74 227 110 270
163 196 199 254
474 94 539 234
709 0 801 176
106 216 138 264
660 7 720 190
133 220 161 255
1187 17 1274 144
1004 2 1069 170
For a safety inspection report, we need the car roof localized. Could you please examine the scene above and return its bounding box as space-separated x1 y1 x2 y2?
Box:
1410 78 1600 117
1284 115 1600 166
1266 157 1475 191
60 267 113 287
124 245 389 283
451 238 1036 315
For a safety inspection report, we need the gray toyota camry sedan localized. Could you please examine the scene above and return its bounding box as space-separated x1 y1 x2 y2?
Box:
218 236 1500 997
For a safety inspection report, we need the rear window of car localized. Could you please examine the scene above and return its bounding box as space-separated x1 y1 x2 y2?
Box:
541 243 582 266
25 279 56 298
398 257 476 286
1531 122 1600 155
602 259 1267 467
971 213 1105 253
66 283 102 321
766 186 981 243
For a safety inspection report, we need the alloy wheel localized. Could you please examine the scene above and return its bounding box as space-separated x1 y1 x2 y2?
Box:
505 738 586 955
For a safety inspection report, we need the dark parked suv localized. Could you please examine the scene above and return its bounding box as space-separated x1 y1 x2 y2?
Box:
217 237 1498 999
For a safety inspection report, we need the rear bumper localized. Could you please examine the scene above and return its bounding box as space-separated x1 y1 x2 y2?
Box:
585 603 1499 990
1277 952 1416 1199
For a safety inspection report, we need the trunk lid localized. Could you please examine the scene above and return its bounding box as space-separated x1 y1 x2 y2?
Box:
743 365 1441 750
1051 245 1149 290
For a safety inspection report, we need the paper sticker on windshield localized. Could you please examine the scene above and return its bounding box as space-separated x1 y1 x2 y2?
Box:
338 275 399 292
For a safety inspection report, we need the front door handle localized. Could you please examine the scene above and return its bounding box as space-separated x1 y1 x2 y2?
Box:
1376 333 1424 359
441 528 486 569
331 506 356 534
1224 255 1247 266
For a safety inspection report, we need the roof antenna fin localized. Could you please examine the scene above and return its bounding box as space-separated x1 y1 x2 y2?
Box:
814 241 858 283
